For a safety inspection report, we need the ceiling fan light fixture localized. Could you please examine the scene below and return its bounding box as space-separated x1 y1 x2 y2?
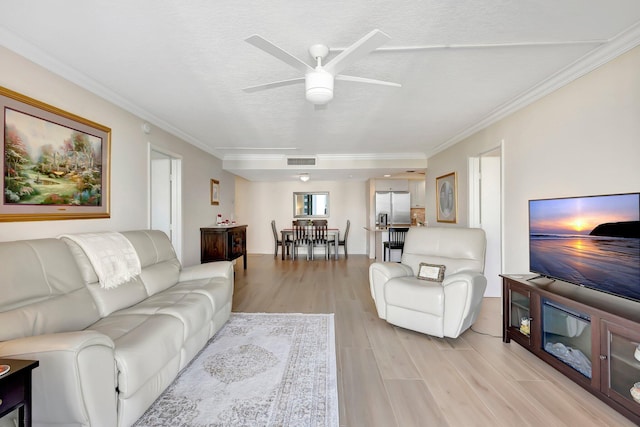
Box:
305 70 333 104
299 173 310 182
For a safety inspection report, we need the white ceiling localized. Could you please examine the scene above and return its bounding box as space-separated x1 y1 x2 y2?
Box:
2 1 640 182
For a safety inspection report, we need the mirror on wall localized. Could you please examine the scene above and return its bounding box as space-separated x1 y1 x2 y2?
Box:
293 192 329 218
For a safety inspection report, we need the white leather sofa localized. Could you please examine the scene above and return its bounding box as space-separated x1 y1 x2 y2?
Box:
0 230 234 427
369 227 487 338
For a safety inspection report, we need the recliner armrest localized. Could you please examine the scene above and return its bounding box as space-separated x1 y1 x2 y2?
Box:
369 262 414 281
441 271 488 338
369 262 414 319
0 331 118 427
441 271 485 287
179 260 234 282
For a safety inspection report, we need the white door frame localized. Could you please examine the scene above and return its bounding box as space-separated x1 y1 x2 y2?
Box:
148 144 183 262
468 143 504 297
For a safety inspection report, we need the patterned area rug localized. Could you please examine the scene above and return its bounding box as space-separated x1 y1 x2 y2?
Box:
135 313 338 427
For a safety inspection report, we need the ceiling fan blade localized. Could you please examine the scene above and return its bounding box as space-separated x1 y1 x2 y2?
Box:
324 29 391 76
242 77 305 93
245 35 313 73
335 74 401 87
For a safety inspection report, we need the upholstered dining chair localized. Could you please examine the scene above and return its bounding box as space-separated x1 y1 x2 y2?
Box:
383 227 409 261
338 220 350 258
271 220 290 259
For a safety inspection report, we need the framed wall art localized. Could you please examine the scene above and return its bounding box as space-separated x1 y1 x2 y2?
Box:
210 179 220 205
436 171 457 223
1 86 111 222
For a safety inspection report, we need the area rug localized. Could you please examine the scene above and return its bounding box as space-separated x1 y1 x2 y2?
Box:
135 313 338 427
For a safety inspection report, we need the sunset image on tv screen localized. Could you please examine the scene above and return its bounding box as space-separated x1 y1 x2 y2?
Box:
529 193 640 301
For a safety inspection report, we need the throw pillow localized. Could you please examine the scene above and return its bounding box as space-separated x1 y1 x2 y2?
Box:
417 263 446 282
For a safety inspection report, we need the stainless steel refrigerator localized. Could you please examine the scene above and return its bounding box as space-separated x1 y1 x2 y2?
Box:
375 191 411 225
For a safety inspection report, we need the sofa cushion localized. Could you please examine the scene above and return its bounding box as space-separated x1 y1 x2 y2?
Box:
385 276 444 317
88 313 183 398
114 289 213 343
121 230 181 295
0 239 100 341
62 238 150 317
174 276 234 314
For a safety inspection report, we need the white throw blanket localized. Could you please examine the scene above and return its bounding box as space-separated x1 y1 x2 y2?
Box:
60 232 141 289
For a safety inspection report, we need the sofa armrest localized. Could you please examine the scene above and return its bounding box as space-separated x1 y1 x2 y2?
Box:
0 331 118 427
369 262 414 318
180 260 234 282
441 271 488 337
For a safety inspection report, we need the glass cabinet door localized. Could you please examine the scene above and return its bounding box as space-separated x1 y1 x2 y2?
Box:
601 320 640 413
508 287 532 346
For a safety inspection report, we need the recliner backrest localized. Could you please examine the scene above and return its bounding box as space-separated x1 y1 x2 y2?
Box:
62 230 180 317
0 238 101 341
120 230 181 296
401 227 486 276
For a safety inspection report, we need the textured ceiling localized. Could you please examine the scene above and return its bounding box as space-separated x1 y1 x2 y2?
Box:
1 1 640 181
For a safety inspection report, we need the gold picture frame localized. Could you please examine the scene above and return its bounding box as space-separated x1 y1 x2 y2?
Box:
436 172 457 223
210 179 220 205
1 86 111 222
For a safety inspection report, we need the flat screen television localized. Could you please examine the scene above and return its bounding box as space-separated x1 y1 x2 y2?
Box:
529 193 640 302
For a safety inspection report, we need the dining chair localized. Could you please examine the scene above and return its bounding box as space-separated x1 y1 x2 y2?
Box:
338 219 350 258
310 219 332 260
291 223 311 260
271 220 290 259
383 227 409 261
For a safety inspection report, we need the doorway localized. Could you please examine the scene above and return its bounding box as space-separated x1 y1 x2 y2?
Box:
469 145 502 297
149 146 182 262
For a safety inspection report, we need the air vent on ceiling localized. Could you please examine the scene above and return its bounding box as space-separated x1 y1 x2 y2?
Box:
287 157 316 166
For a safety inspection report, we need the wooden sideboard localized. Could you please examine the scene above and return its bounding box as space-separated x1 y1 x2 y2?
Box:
200 225 247 269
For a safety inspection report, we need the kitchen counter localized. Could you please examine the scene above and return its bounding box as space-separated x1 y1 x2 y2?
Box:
365 225 414 261
364 224 411 232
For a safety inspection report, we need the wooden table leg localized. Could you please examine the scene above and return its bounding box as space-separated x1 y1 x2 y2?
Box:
281 232 285 260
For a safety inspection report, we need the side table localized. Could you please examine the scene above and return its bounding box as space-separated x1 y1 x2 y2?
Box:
0 359 39 427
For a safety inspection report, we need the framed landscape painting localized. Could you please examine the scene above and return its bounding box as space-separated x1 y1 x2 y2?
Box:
1 86 111 221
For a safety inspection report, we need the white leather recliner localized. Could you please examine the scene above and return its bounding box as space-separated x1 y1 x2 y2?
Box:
369 227 487 338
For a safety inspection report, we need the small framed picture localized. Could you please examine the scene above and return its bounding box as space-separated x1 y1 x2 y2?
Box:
417 263 446 282
210 179 220 205
436 172 457 223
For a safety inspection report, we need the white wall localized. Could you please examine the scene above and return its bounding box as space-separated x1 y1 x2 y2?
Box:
235 178 367 255
427 45 640 277
0 47 234 267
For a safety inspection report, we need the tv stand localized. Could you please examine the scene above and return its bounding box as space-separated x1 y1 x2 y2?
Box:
502 274 640 424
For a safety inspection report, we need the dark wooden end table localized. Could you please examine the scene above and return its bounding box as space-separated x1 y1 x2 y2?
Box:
0 359 39 427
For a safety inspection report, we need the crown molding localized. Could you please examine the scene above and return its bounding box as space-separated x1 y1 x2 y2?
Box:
0 25 219 158
223 152 427 162
4 19 639 163
432 22 640 155
317 152 427 160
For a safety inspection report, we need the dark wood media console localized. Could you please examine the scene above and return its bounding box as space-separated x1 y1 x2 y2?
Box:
502 274 640 424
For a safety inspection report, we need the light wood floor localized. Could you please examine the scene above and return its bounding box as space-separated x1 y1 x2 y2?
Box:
231 254 635 427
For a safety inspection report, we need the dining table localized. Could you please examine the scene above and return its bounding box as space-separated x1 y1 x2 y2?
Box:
280 227 340 260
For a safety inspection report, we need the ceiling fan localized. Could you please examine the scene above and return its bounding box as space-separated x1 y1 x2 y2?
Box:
242 29 401 106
